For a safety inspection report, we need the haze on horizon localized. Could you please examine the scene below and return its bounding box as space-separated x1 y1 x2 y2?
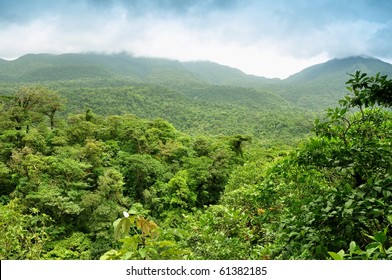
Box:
0 0 391 79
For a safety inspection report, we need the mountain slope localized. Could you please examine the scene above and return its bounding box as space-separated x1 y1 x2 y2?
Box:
277 56 392 110
0 53 275 86
183 61 278 87
1 53 392 139
285 56 392 84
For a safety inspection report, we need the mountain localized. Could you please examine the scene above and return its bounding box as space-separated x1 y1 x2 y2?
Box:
0 53 275 86
276 56 392 110
0 53 308 141
1 53 392 139
285 56 392 84
183 61 278 87
0 53 197 83
1 53 391 89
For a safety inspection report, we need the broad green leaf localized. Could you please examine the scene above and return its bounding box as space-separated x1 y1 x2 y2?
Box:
340 108 347 116
328 251 344 260
123 251 136 260
114 217 133 240
139 248 147 259
113 218 123 240
374 232 387 244
365 242 380 250
365 246 378 258
349 241 358 253
113 218 122 229
99 249 118 260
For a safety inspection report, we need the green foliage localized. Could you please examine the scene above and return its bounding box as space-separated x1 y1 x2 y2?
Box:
6 85 64 132
329 227 392 260
0 84 244 259
43 232 92 260
183 205 257 259
2 68 391 260
343 71 392 108
263 71 392 259
80 168 128 238
118 153 165 199
0 199 52 259
100 213 190 260
149 170 197 213
0 161 15 196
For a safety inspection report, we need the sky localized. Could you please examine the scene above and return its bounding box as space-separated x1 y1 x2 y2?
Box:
0 0 391 78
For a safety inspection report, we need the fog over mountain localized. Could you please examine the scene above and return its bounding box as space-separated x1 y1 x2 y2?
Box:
1 0 392 78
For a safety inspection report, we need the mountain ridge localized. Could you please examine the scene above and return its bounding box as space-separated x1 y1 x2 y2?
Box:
285 56 392 84
1 52 392 113
1 53 391 139
1 53 392 86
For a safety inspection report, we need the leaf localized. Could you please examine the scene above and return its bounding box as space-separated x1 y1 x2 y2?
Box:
365 242 380 250
138 248 147 259
374 232 387 244
122 251 136 260
114 217 134 240
113 218 123 240
374 186 382 193
349 241 357 252
382 190 392 198
328 251 344 260
344 199 354 209
157 240 175 247
113 218 122 230
119 236 140 255
365 246 379 258
99 249 118 260
289 232 300 238
136 217 159 235
349 241 363 255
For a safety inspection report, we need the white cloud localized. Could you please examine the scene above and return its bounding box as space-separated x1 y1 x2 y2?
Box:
0 19 57 58
0 1 391 78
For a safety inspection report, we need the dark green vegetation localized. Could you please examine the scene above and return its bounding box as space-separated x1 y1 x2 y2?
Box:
1 53 391 259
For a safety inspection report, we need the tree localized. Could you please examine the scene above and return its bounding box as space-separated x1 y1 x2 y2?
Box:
343 71 392 109
227 134 252 158
9 86 64 132
117 153 165 199
39 89 65 130
269 72 392 259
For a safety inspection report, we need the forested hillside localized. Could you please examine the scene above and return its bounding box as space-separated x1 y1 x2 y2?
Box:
1 53 391 142
1 53 392 260
279 56 392 110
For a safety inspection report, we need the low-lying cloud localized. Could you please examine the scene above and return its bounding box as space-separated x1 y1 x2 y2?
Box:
0 0 391 78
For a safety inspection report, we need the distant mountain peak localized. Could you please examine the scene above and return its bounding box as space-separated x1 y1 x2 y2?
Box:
285 56 392 84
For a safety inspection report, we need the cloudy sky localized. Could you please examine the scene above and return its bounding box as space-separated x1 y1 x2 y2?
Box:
0 0 391 78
